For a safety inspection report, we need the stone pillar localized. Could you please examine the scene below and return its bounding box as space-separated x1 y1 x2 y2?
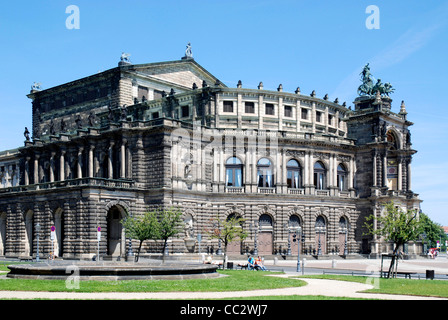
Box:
88 146 95 178
349 157 354 189
77 147 83 179
24 157 30 185
34 155 39 184
108 142 114 179
382 153 387 187
397 156 403 191
49 152 55 182
258 94 264 129
59 150 65 181
120 140 126 178
372 150 377 186
407 157 412 191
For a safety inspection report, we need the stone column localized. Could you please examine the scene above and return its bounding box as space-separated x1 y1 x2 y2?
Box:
258 94 264 129
120 140 126 179
59 150 65 181
34 155 39 184
108 142 114 179
349 157 354 189
397 156 403 191
49 152 55 182
382 153 387 187
372 150 377 186
407 157 412 191
77 147 84 179
24 157 30 185
88 146 95 178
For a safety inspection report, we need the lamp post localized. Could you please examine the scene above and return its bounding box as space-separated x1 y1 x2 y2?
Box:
296 226 302 273
251 221 259 256
127 236 134 261
344 228 348 256
35 223 41 262
285 223 291 256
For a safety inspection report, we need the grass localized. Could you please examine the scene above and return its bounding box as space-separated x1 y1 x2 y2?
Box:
301 274 448 298
0 270 306 293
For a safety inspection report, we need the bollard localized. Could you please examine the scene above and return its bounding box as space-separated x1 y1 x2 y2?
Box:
332 259 337 269
274 257 278 265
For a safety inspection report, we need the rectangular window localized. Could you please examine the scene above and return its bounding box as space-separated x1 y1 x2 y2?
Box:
328 114 333 126
223 101 234 112
301 108 308 120
153 90 164 100
245 102 255 113
284 105 293 118
138 86 148 101
152 112 159 119
181 105 190 118
265 103 275 115
316 111 322 122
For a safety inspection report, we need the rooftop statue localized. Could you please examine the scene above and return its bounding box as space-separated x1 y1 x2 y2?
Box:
120 52 131 63
31 82 42 91
357 63 394 97
185 42 193 59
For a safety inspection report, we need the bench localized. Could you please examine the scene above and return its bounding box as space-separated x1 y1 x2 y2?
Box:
237 263 248 270
382 271 417 279
19 256 33 262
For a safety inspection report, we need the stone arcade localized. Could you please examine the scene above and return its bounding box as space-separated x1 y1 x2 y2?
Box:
0 51 422 260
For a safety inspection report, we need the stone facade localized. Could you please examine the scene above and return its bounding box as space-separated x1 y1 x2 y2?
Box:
0 56 422 260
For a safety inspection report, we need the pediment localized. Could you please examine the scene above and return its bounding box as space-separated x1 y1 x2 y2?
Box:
131 59 226 89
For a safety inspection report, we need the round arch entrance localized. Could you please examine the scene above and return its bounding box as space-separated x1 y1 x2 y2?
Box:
106 206 126 257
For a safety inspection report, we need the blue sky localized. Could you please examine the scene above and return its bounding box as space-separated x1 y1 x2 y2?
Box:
0 1 447 225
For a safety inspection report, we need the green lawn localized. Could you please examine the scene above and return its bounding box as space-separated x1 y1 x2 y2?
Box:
300 275 448 298
0 270 306 293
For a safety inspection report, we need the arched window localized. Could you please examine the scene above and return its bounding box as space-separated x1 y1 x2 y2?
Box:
289 215 301 229
386 130 399 190
313 161 326 190
337 164 348 191
287 159 302 189
225 157 243 187
257 158 274 188
259 214 273 227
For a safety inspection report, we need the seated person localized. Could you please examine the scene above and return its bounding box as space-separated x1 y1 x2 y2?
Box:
255 256 267 271
247 255 255 270
204 254 213 264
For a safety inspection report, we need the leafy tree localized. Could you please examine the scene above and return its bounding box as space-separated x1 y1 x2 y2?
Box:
121 211 159 262
419 213 448 251
122 207 183 263
207 215 248 270
365 202 422 278
155 207 184 263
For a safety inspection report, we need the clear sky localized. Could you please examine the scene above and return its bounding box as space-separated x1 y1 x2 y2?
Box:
0 1 447 225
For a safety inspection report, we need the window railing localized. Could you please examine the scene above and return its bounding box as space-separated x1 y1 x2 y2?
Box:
258 187 276 194
315 189 330 196
288 188 305 195
0 177 136 193
225 187 244 193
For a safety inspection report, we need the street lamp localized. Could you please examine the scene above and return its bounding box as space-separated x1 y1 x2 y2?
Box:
285 223 291 256
35 223 41 262
250 221 259 256
295 226 302 273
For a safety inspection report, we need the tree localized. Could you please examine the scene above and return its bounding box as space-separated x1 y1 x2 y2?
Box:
155 207 184 263
419 213 448 251
365 202 422 278
207 215 248 270
121 211 159 262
